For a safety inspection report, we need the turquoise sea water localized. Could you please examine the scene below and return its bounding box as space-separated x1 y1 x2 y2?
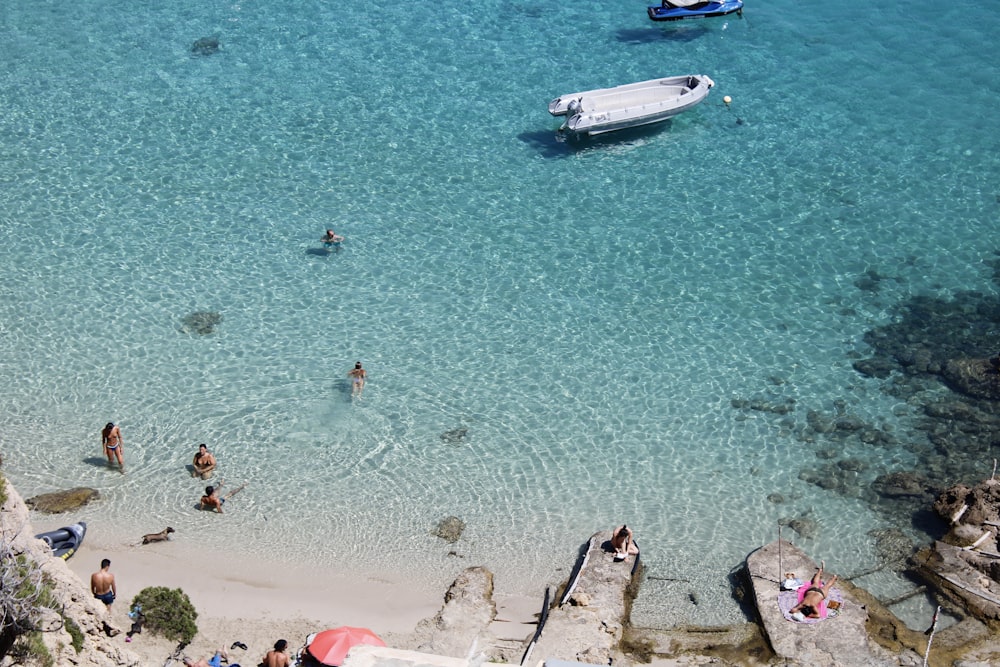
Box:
2 0 999 629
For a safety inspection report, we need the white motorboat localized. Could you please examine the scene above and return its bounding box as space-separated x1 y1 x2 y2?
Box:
548 74 715 136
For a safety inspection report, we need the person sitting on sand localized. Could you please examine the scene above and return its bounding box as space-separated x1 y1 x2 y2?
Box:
183 648 230 667
790 560 838 620
611 524 639 562
192 443 217 478
262 639 291 667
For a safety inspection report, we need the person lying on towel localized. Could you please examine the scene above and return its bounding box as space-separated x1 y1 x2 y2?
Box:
790 561 838 621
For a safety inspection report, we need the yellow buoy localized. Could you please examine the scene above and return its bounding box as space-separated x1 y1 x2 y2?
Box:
723 95 732 106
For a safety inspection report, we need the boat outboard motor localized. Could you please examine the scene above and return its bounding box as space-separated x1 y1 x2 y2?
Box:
560 98 583 132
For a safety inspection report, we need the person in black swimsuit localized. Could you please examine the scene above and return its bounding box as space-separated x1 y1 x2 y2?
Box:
790 560 838 619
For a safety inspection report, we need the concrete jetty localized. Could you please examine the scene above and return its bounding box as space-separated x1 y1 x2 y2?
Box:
523 530 640 666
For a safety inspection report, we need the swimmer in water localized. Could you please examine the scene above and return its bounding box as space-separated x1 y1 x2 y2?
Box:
348 361 366 397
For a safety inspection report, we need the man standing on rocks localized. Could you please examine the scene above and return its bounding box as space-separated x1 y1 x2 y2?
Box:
90 558 117 612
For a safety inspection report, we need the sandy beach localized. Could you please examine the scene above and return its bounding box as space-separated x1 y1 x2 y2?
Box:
60 534 540 666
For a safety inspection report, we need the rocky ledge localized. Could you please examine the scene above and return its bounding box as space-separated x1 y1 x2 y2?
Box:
1 484 140 666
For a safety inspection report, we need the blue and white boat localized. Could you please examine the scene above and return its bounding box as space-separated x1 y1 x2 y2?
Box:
647 0 743 22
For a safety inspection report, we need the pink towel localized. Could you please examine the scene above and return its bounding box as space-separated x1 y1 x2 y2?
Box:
796 582 828 619
778 585 843 623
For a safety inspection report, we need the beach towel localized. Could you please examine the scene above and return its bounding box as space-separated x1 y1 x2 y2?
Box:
778 584 844 624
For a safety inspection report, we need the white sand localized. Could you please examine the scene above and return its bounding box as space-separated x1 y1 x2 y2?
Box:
64 535 539 666
65 537 438 665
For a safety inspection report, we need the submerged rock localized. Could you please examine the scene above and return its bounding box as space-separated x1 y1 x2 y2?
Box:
191 36 220 56
440 428 468 444
181 310 222 335
26 487 99 513
942 357 1000 401
872 471 934 499
432 516 465 543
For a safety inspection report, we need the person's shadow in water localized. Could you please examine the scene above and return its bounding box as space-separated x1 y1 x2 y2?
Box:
333 378 357 402
306 247 333 257
83 456 115 469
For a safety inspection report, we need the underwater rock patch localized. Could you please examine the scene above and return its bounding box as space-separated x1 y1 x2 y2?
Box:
941 357 1000 401
730 396 796 415
779 513 818 539
181 311 222 335
872 471 934 499
867 527 913 567
432 515 465 543
191 36 220 56
26 487 99 513
440 428 468 444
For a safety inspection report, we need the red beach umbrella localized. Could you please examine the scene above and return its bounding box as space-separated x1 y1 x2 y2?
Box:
306 626 386 666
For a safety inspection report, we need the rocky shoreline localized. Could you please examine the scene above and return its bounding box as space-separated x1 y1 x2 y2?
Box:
6 472 1000 666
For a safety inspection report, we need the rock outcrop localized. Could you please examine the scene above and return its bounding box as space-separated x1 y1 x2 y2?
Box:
25 487 99 513
1 482 140 666
917 477 1000 622
411 566 498 659
745 540 908 667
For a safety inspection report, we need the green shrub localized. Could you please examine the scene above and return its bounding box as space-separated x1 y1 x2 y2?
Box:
62 616 84 654
7 631 54 667
0 553 57 659
0 470 7 507
130 587 198 643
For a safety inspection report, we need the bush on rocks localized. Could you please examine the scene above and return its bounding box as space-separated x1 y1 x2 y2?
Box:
131 587 198 643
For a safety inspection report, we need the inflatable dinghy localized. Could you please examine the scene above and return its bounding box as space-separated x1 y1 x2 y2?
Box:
35 521 87 560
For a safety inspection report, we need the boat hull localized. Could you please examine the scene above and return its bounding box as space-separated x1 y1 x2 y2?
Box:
647 0 743 22
554 75 715 137
549 76 689 116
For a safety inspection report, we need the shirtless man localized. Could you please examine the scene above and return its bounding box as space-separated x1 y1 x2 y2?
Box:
348 361 367 397
200 482 225 513
192 444 217 478
101 422 124 473
262 639 291 667
199 480 247 513
790 560 838 620
90 558 117 612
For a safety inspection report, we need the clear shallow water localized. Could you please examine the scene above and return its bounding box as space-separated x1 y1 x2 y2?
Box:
2 0 998 629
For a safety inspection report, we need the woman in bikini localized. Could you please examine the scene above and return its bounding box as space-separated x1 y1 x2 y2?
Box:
101 422 124 473
192 443 217 478
790 561 838 619
348 361 366 397
611 524 639 562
